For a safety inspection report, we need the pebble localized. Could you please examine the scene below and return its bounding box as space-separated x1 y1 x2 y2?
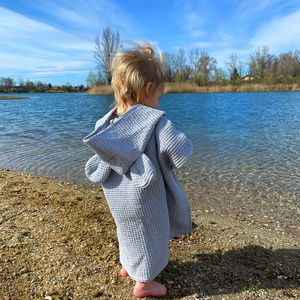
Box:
19 267 30 275
277 275 287 280
91 290 103 297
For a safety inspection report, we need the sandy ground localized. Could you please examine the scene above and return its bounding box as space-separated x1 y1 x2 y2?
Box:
0 169 299 300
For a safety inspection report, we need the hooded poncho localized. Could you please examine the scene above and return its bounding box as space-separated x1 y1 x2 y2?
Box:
83 104 193 282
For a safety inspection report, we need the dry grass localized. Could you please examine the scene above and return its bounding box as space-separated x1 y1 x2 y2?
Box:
88 85 113 94
88 82 300 95
162 82 300 93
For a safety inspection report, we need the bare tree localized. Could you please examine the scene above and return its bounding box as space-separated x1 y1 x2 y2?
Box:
196 51 217 85
0 77 14 92
175 47 186 82
25 80 35 92
18 78 26 91
213 68 228 82
182 65 193 81
225 53 238 80
225 53 249 79
275 50 300 77
189 48 201 83
237 60 248 78
248 45 273 79
162 52 177 82
293 50 300 76
94 26 121 85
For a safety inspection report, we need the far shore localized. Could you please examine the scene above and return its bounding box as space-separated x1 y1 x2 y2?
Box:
2 82 300 97
88 82 300 94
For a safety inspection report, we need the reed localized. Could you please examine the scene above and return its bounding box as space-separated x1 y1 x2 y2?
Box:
88 82 300 95
88 85 113 94
164 82 300 93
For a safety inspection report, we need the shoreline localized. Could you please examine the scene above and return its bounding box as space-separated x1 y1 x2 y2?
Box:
1 169 299 299
179 174 300 238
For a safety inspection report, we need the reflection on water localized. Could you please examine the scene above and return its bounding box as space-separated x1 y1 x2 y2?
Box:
1 92 299 235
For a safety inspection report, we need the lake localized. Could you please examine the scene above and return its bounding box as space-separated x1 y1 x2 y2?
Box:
1 92 299 235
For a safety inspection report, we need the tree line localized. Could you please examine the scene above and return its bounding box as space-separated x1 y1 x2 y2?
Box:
0 77 87 93
87 26 300 88
2 26 299 92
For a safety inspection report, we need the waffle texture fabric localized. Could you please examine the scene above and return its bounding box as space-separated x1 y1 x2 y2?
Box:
83 104 193 282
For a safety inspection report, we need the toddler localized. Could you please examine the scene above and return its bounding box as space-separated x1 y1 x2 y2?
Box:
83 42 193 297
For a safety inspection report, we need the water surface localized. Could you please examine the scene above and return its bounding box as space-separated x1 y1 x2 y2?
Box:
1 92 299 235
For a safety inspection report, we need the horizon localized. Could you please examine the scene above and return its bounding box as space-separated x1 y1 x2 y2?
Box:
1 0 300 86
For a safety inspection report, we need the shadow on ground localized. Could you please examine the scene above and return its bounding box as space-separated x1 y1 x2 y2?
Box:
160 245 300 298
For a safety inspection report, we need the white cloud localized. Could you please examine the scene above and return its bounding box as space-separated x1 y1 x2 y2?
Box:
0 6 95 84
173 0 207 38
0 7 94 49
250 9 300 53
33 0 102 29
0 9 57 43
1 51 92 76
234 0 280 20
28 69 89 77
0 0 140 84
32 0 135 35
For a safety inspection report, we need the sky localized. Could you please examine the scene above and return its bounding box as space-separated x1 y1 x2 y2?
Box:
1 0 300 86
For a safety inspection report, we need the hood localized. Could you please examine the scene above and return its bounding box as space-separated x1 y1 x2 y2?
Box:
83 105 165 177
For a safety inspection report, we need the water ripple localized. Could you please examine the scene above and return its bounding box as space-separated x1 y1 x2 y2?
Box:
1 92 299 235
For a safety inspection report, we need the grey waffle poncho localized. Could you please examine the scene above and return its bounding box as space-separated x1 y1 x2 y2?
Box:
83 104 193 282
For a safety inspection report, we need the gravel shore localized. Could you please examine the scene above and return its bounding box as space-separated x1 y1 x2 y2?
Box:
0 169 299 299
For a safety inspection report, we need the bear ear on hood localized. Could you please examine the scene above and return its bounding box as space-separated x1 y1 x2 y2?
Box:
85 154 111 183
129 153 156 188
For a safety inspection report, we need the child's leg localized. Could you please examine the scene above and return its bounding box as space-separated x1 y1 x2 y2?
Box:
120 266 129 277
133 281 167 297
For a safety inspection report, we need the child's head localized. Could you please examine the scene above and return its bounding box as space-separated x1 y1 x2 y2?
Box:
111 41 164 111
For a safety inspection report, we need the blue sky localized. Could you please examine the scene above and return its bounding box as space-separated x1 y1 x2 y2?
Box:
1 0 300 86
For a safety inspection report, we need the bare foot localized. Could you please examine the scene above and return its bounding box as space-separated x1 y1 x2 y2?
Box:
120 267 129 277
133 281 167 298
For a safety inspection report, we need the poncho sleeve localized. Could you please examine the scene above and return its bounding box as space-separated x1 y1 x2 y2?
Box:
85 154 111 183
155 116 193 169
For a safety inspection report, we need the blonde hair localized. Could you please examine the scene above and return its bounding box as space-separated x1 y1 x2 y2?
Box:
111 41 164 111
